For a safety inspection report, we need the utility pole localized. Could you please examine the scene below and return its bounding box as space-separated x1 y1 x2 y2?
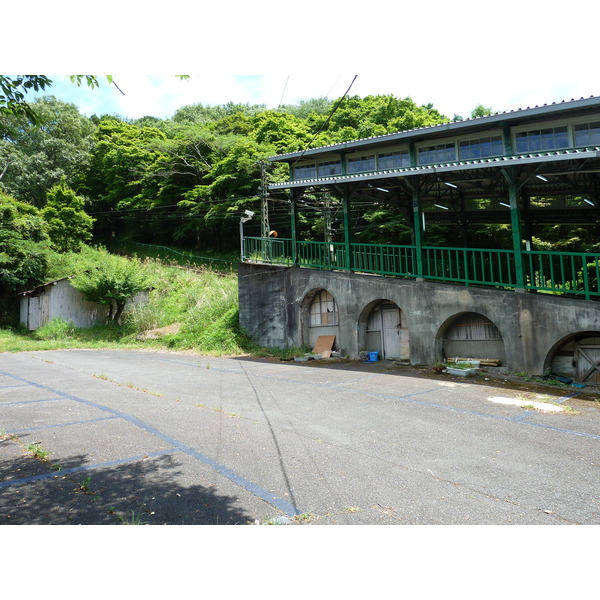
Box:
260 161 270 238
323 192 333 244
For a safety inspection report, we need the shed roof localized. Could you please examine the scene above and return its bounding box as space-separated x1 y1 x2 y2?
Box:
18 276 74 296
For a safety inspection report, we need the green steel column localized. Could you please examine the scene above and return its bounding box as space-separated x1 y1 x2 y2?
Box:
502 167 525 289
408 176 424 278
341 186 353 271
290 190 299 266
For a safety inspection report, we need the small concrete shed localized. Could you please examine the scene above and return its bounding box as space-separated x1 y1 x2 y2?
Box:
18 277 149 330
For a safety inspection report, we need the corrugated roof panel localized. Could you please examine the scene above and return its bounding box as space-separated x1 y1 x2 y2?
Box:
268 96 600 163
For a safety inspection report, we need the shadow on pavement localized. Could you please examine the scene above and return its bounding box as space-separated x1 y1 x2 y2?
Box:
0 436 253 525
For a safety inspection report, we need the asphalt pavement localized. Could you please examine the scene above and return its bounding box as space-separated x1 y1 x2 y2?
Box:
1 349 599 525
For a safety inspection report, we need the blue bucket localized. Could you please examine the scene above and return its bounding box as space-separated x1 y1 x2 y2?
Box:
365 351 378 362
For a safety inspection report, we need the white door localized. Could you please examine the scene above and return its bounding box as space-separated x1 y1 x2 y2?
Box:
381 308 401 359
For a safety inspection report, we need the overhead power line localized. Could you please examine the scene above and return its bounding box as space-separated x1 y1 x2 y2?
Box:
290 75 358 170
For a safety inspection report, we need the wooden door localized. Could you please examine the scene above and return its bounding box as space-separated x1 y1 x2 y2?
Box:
575 343 600 383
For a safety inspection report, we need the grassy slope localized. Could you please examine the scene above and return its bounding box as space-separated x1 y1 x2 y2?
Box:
0 246 273 356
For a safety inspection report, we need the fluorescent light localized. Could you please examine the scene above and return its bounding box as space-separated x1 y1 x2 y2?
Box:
536 175 548 182
583 198 595 206
376 187 389 192
499 202 511 208
444 182 458 189
434 204 449 210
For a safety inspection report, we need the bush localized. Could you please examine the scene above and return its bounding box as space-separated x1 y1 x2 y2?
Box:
34 317 76 340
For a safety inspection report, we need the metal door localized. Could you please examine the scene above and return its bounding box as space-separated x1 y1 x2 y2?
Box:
381 307 401 359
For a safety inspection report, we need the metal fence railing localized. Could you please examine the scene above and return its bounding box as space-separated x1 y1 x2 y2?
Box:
243 236 600 300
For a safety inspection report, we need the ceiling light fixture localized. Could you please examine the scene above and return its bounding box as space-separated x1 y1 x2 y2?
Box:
536 174 548 182
434 204 449 210
444 182 458 189
583 198 595 206
499 202 511 208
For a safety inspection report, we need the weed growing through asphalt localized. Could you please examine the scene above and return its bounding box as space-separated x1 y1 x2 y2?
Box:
195 403 240 418
25 442 49 460
292 513 315 523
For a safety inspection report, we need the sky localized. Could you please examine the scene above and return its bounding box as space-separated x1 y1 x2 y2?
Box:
8 1 598 125
21 73 599 124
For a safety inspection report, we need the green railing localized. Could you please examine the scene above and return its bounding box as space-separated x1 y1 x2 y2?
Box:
422 246 517 288
352 243 417 276
243 237 292 265
242 237 600 299
524 250 600 300
297 240 348 270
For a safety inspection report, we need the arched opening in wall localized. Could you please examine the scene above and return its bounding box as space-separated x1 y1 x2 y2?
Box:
362 300 409 360
441 312 505 364
303 288 340 351
547 332 600 383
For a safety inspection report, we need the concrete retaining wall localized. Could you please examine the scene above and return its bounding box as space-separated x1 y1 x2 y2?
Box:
238 262 600 376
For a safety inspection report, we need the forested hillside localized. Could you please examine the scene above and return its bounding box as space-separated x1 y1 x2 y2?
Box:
1 91 449 251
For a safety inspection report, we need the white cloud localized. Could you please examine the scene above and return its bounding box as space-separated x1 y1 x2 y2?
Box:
25 71 599 124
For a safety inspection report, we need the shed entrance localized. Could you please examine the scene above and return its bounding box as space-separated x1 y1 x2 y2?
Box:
366 301 408 360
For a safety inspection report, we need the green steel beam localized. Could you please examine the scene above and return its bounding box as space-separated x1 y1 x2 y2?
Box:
290 190 299 265
501 166 525 288
405 175 424 278
341 185 353 271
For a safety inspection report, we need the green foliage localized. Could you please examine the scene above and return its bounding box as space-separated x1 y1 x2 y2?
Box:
0 193 49 324
470 104 495 118
42 179 94 251
34 317 76 340
0 96 96 205
1 245 256 355
25 442 50 461
0 76 53 130
71 248 151 322
323 95 447 143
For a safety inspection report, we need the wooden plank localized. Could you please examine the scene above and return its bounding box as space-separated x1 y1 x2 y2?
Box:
313 335 335 356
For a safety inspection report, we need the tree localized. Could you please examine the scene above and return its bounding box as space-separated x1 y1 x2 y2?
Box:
72 250 151 323
0 96 96 205
0 192 49 324
0 76 53 129
323 95 448 143
470 104 495 118
41 179 95 252
0 75 103 137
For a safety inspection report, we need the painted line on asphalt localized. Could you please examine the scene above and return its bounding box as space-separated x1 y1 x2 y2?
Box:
8 415 120 434
0 370 301 517
0 397 63 406
0 448 179 489
556 391 583 404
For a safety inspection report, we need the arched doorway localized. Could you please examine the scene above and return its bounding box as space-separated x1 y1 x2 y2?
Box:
441 312 505 364
364 300 409 360
548 332 600 383
302 288 340 350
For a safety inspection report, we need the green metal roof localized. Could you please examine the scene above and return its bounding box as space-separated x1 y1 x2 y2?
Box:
267 147 600 190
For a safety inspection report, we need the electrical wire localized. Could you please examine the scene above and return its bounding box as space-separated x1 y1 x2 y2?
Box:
277 76 290 108
289 75 358 170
